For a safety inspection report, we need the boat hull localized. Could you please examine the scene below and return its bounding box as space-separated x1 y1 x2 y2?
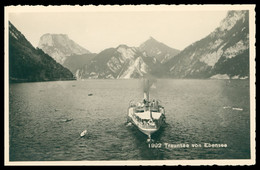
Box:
127 107 165 137
137 125 159 136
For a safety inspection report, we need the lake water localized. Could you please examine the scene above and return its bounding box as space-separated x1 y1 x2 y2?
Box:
9 79 250 161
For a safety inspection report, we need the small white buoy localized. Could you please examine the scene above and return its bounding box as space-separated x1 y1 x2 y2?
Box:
80 130 87 137
223 106 231 109
126 122 132 127
232 107 243 111
61 118 73 122
147 138 151 143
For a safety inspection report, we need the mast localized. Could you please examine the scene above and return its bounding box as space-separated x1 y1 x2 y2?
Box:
143 79 153 120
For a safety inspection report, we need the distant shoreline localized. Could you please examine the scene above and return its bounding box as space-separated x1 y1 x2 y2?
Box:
9 77 76 84
10 77 251 84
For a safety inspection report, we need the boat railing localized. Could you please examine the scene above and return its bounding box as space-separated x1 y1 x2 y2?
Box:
139 120 157 129
132 114 157 129
150 107 159 112
135 109 144 112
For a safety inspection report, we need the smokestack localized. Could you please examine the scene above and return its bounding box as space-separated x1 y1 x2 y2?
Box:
144 92 149 101
143 79 149 101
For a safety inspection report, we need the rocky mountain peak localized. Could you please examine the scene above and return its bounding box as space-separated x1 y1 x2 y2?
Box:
116 44 138 61
165 10 249 79
116 44 129 49
9 22 74 83
9 22 23 41
147 36 157 42
38 33 69 47
38 33 91 64
219 10 247 32
139 36 180 63
9 21 33 48
139 36 159 49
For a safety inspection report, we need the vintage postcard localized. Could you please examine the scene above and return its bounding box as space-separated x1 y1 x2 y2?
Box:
4 5 256 166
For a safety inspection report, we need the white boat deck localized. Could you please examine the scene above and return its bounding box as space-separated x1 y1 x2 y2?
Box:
135 111 162 120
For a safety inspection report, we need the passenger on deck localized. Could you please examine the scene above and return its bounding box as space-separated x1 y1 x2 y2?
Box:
143 99 147 105
152 99 155 108
155 100 158 108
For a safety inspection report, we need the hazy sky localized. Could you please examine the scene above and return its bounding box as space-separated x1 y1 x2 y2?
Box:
8 6 228 53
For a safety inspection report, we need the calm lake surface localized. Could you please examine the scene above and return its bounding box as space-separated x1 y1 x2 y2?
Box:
9 79 250 161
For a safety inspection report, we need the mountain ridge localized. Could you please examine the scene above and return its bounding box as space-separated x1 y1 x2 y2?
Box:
164 10 249 79
139 36 180 63
34 10 250 80
9 21 74 83
75 44 164 79
38 33 91 64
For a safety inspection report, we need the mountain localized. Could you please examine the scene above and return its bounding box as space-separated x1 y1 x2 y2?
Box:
139 37 180 63
9 21 74 83
32 10 249 80
165 10 249 79
76 45 164 79
63 53 97 75
75 37 180 79
38 33 91 64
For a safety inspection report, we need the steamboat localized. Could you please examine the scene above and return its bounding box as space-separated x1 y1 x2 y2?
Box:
127 79 166 139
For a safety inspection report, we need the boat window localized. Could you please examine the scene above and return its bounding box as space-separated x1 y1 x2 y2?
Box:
135 107 144 112
151 108 159 112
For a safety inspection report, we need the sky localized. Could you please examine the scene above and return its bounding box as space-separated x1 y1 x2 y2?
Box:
8 6 229 53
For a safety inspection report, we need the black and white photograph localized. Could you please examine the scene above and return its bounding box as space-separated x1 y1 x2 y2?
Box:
4 5 256 165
